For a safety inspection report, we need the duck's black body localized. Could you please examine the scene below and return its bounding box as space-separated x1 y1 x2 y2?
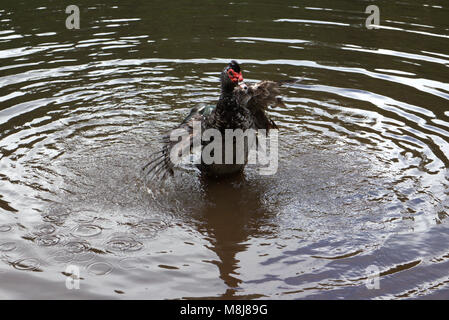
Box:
143 60 294 179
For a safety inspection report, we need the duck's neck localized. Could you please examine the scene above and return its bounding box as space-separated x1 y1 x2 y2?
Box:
217 87 236 110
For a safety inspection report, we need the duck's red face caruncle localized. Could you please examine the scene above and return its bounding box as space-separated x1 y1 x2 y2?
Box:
227 68 243 84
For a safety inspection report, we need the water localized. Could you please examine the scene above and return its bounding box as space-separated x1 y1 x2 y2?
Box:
0 0 448 299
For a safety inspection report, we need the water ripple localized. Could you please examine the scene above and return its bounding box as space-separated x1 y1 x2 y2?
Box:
0 242 16 252
105 235 144 253
72 224 102 237
65 240 91 254
11 258 41 272
86 261 114 275
0 0 448 299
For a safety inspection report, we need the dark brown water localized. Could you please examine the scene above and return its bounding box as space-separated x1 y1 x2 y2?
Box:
1 0 449 299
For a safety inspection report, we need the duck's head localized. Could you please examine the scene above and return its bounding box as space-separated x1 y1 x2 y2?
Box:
220 60 245 93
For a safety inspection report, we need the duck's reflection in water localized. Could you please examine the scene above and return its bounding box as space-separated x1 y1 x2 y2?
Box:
195 173 276 298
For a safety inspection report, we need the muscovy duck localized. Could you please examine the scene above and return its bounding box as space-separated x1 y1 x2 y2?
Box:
143 60 295 179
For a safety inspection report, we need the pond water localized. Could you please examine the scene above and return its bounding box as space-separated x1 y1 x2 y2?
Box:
0 0 448 299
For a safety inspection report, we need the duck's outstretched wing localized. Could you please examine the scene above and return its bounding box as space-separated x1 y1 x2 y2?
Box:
234 79 299 130
142 105 212 180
